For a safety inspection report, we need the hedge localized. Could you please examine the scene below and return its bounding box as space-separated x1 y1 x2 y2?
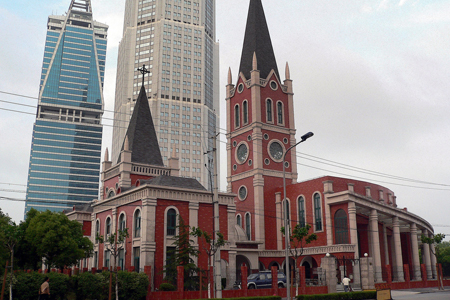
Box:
1 270 149 300
207 297 282 300
296 291 377 300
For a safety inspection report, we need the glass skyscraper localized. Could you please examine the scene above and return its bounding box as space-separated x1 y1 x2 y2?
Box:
25 0 108 214
111 0 220 190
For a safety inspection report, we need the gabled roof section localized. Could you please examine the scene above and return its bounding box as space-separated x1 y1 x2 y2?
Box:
117 85 164 166
141 175 206 191
239 0 279 80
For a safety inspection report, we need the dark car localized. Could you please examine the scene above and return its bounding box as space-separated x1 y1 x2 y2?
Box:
247 271 286 289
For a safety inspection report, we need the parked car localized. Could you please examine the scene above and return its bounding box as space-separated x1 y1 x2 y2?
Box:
247 271 286 289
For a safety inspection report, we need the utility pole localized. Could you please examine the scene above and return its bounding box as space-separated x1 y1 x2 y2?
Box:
212 129 222 298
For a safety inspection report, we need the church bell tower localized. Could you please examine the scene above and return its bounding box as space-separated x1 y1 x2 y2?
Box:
226 0 297 250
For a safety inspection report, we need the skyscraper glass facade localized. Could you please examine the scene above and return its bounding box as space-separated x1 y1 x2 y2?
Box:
25 1 108 214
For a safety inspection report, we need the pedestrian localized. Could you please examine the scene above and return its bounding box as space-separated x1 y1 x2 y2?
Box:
342 276 351 292
39 277 50 300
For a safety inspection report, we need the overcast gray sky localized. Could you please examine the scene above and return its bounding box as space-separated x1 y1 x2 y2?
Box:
1 0 449 237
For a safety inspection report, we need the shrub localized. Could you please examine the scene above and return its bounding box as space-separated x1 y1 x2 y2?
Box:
159 282 176 291
118 271 149 300
72 272 105 300
296 291 377 300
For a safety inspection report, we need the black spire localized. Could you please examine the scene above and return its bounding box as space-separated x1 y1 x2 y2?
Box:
117 85 164 166
239 0 279 80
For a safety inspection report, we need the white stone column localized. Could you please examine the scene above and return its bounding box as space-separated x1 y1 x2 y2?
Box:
348 202 360 287
392 216 404 281
430 243 438 279
369 209 383 283
410 223 421 280
141 199 157 272
423 232 432 279
325 203 333 246
111 208 117 268
189 202 200 266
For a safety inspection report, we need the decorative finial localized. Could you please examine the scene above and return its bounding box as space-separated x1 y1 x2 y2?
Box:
137 64 150 86
252 52 258 71
228 67 232 85
124 135 130 151
285 62 291 80
104 147 109 161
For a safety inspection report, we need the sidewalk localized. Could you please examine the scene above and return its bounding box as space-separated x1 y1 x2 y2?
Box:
391 287 446 297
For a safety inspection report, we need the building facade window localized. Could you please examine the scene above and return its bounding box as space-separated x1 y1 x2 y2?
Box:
237 214 241 227
334 209 349 244
95 220 100 243
277 101 283 125
298 196 305 228
243 100 248 124
105 250 110 268
119 213 126 231
134 210 141 238
266 99 273 122
235 104 240 128
245 213 251 240
133 247 140 272
119 249 125 270
106 217 111 236
167 208 177 236
314 193 322 231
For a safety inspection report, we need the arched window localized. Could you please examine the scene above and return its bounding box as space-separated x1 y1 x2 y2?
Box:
266 99 273 122
283 199 290 222
167 208 177 236
95 220 100 243
106 217 111 236
245 213 251 240
277 101 283 124
334 209 349 244
243 100 248 124
107 190 115 198
314 193 322 231
298 196 305 228
236 215 242 227
134 210 141 238
235 104 240 128
119 214 126 231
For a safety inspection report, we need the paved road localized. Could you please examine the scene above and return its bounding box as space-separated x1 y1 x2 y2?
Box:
392 290 450 300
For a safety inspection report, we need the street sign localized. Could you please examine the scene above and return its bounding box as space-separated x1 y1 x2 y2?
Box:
375 283 392 300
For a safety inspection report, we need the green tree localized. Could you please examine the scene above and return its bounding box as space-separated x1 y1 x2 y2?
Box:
97 228 129 300
163 216 199 290
191 227 226 295
14 208 41 270
282 224 317 296
421 233 445 289
25 210 93 269
436 242 450 277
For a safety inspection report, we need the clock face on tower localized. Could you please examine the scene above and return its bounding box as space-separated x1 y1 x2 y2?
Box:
236 143 249 164
269 141 284 161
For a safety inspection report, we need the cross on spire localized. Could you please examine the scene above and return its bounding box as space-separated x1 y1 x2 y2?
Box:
137 65 150 86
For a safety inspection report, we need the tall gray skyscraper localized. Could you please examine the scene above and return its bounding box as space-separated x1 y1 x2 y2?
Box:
112 0 220 190
25 0 108 213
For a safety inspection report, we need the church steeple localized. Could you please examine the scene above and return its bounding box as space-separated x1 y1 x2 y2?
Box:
117 84 164 166
239 0 279 80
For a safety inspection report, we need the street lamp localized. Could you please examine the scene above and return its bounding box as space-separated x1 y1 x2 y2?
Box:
283 132 314 300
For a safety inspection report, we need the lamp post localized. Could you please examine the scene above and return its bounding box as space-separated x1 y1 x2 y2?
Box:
284 132 314 300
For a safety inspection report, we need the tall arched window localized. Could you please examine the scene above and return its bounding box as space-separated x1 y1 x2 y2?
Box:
314 193 322 231
119 214 126 231
105 217 111 236
235 104 240 128
266 99 273 122
243 100 248 124
95 220 100 243
298 196 305 228
334 209 349 244
167 208 177 236
245 213 251 240
134 210 141 238
277 101 283 124
237 215 242 227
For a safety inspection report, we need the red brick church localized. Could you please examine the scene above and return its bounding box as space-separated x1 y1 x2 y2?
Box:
68 0 439 292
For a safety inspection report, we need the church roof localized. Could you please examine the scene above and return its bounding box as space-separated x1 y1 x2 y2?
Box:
239 0 279 80
117 85 164 166
140 175 206 191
